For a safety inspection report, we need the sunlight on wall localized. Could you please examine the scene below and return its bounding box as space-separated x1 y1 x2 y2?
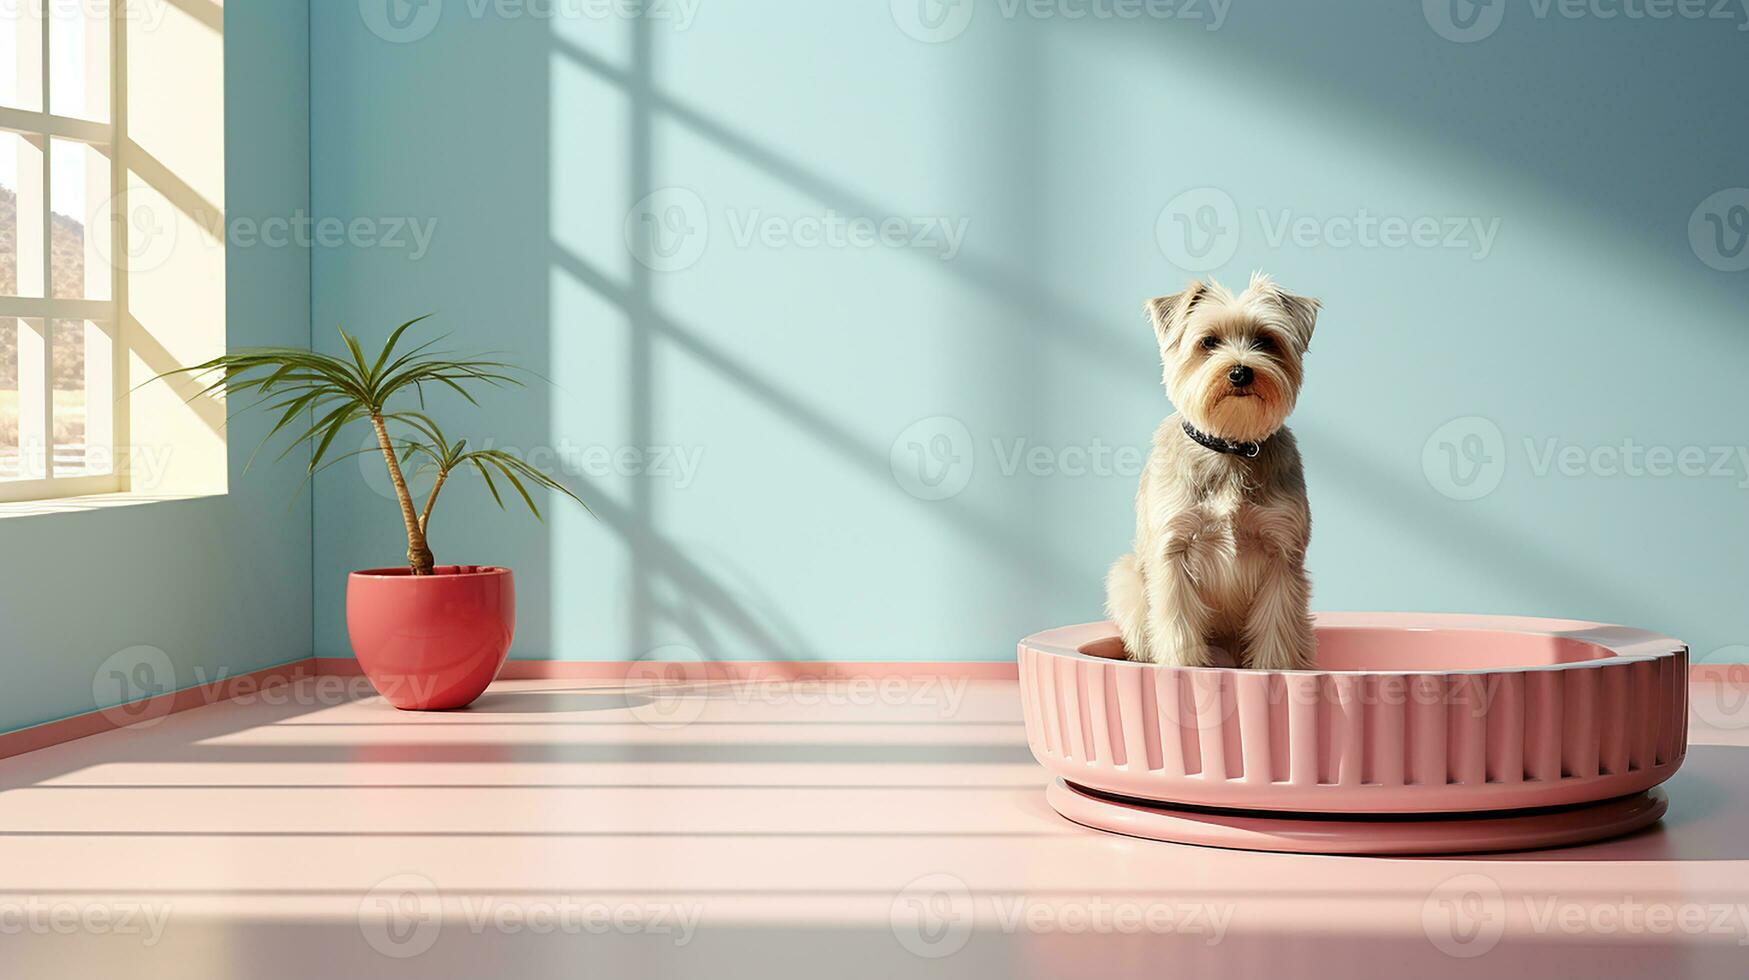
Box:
124 0 226 495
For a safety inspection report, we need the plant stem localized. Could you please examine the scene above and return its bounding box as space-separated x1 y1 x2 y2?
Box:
418 469 448 536
371 413 435 575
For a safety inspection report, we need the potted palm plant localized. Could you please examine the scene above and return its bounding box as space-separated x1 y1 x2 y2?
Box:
168 316 584 710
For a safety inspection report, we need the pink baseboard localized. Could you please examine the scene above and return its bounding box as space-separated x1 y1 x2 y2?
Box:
0 660 321 762
311 657 1022 681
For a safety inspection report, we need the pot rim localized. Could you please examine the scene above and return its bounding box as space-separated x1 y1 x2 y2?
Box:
1021 613 1687 677
349 565 512 580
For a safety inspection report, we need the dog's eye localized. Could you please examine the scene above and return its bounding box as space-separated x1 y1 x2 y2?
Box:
1253 336 1277 354
1199 336 1220 351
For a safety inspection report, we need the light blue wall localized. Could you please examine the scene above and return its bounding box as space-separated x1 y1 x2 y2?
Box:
310 2 1749 664
0 1 313 733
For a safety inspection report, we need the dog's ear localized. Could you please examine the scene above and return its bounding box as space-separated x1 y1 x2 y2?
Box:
1250 274 1319 353
1275 291 1320 353
1146 281 1207 352
1249 271 1319 353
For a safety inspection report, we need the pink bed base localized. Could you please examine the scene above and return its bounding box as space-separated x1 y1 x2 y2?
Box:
1018 613 1688 854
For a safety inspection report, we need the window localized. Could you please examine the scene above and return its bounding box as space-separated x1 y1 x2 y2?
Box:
1 1 124 502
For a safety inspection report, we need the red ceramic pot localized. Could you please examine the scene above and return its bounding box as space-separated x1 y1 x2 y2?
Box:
346 565 515 710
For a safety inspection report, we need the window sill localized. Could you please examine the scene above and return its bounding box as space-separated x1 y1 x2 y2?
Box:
0 490 221 520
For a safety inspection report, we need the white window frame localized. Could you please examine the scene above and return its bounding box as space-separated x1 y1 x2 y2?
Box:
0 0 127 503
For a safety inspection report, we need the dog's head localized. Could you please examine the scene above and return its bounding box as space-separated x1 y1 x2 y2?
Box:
1146 272 1319 445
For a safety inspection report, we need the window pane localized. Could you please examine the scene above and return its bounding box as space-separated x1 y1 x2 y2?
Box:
0 317 16 480
0 134 16 297
2 131 47 299
2 316 47 480
52 318 109 476
50 138 111 300
47 0 109 123
2 1 45 113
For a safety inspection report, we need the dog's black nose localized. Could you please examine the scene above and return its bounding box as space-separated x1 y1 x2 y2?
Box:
1228 365 1254 387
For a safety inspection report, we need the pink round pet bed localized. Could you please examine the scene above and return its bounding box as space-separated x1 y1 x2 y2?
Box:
1018 613 1688 854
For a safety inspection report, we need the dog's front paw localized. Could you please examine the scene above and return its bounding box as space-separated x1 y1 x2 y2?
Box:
1151 623 1219 668
1243 631 1315 671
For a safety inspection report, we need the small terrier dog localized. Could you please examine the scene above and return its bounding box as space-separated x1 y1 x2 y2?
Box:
1106 272 1320 669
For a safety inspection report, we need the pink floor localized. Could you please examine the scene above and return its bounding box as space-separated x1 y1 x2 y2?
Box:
0 674 1745 978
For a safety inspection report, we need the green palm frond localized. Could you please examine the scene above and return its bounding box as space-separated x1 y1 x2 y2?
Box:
151 316 591 571
392 413 590 524
455 448 588 521
158 316 524 476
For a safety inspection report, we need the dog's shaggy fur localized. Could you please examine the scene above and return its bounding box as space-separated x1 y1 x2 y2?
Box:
1106 272 1320 669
